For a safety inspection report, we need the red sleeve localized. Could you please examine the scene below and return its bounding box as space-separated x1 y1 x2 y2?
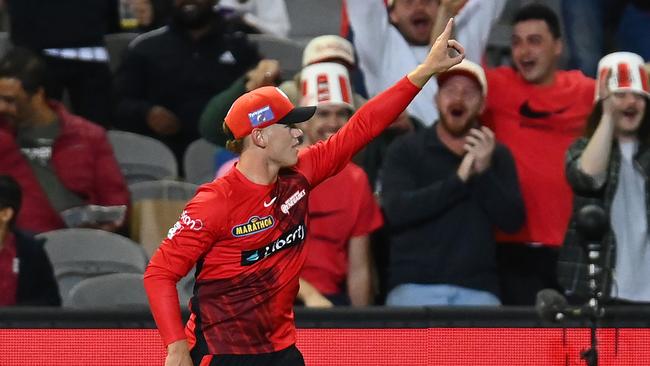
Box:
91 128 130 206
295 76 420 187
143 188 225 346
350 166 383 237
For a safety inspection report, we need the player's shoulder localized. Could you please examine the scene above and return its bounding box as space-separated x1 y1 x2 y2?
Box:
188 177 237 213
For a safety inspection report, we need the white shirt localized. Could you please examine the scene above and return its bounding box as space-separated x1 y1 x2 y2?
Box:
219 0 291 38
346 0 506 126
610 140 650 302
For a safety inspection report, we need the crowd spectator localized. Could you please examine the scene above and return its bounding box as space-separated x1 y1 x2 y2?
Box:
481 4 596 305
5 0 167 127
560 52 650 304
344 0 506 126
0 175 60 307
114 0 260 163
218 0 291 38
296 62 383 307
0 48 129 234
199 35 364 147
381 60 524 306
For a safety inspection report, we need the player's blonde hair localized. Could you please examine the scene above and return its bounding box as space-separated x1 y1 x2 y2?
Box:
223 121 245 154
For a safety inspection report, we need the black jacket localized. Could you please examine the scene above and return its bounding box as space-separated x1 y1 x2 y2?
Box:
8 0 119 49
381 126 525 295
14 230 61 306
114 15 260 159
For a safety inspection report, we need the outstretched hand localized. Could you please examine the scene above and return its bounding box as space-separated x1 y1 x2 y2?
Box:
408 18 465 88
598 67 618 120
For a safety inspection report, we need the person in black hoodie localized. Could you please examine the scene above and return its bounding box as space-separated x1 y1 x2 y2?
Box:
0 175 60 306
114 0 260 165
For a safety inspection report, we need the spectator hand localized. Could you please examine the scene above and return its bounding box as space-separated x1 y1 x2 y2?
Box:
457 152 475 182
464 126 495 174
408 18 464 87
147 106 181 136
245 59 281 91
598 67 620 122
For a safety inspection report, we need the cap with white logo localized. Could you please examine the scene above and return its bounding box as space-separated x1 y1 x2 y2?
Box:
225 87 317 139
596 51 649 100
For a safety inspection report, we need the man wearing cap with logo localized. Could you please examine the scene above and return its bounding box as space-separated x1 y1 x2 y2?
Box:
294 62 383 308
144 19 463 366
381 59 524 306
560 52 650 304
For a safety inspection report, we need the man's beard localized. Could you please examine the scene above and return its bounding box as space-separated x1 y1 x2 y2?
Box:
440 114 477 137
173 4 214 30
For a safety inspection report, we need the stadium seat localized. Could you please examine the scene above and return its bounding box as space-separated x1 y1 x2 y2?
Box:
0 32 11 59
108 130 178 184
67 273 149 309
248 34 305 79
38 228 149 307
104 32 139 73
183 139 220 185
128 180 198 256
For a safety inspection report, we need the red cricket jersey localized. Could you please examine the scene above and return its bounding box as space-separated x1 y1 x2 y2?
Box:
144 77 419 355
482 67 595 246
301 163 383 296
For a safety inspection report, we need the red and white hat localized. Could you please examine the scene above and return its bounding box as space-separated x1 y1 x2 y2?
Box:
596 51 649 100
225 87 316 139
300 62 354 110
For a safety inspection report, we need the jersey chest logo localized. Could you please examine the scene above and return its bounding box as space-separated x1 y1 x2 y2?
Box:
240 222 306 266
231 215 276 237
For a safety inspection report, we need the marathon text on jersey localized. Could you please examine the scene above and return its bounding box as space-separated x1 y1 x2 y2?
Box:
232 215 275 237
232 215 276 237
240 222 306 266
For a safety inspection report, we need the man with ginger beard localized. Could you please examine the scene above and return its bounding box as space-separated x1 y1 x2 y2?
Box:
381 60 524 306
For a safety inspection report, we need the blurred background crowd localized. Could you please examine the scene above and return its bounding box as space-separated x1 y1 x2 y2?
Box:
0 0 649 310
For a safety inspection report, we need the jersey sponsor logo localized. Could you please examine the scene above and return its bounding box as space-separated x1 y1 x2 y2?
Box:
240 222 306 266
167 210 204 239
519 100 569 119
281 189 306 214
232 215 276 237
248 105 275 127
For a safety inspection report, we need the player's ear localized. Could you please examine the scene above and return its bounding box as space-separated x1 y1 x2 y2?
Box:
250 128 266 148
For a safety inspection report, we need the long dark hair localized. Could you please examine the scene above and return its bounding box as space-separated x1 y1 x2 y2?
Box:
584 98 650 145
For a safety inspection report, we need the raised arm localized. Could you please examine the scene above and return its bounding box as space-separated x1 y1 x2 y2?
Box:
344 0 392 75
297 19 465 186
